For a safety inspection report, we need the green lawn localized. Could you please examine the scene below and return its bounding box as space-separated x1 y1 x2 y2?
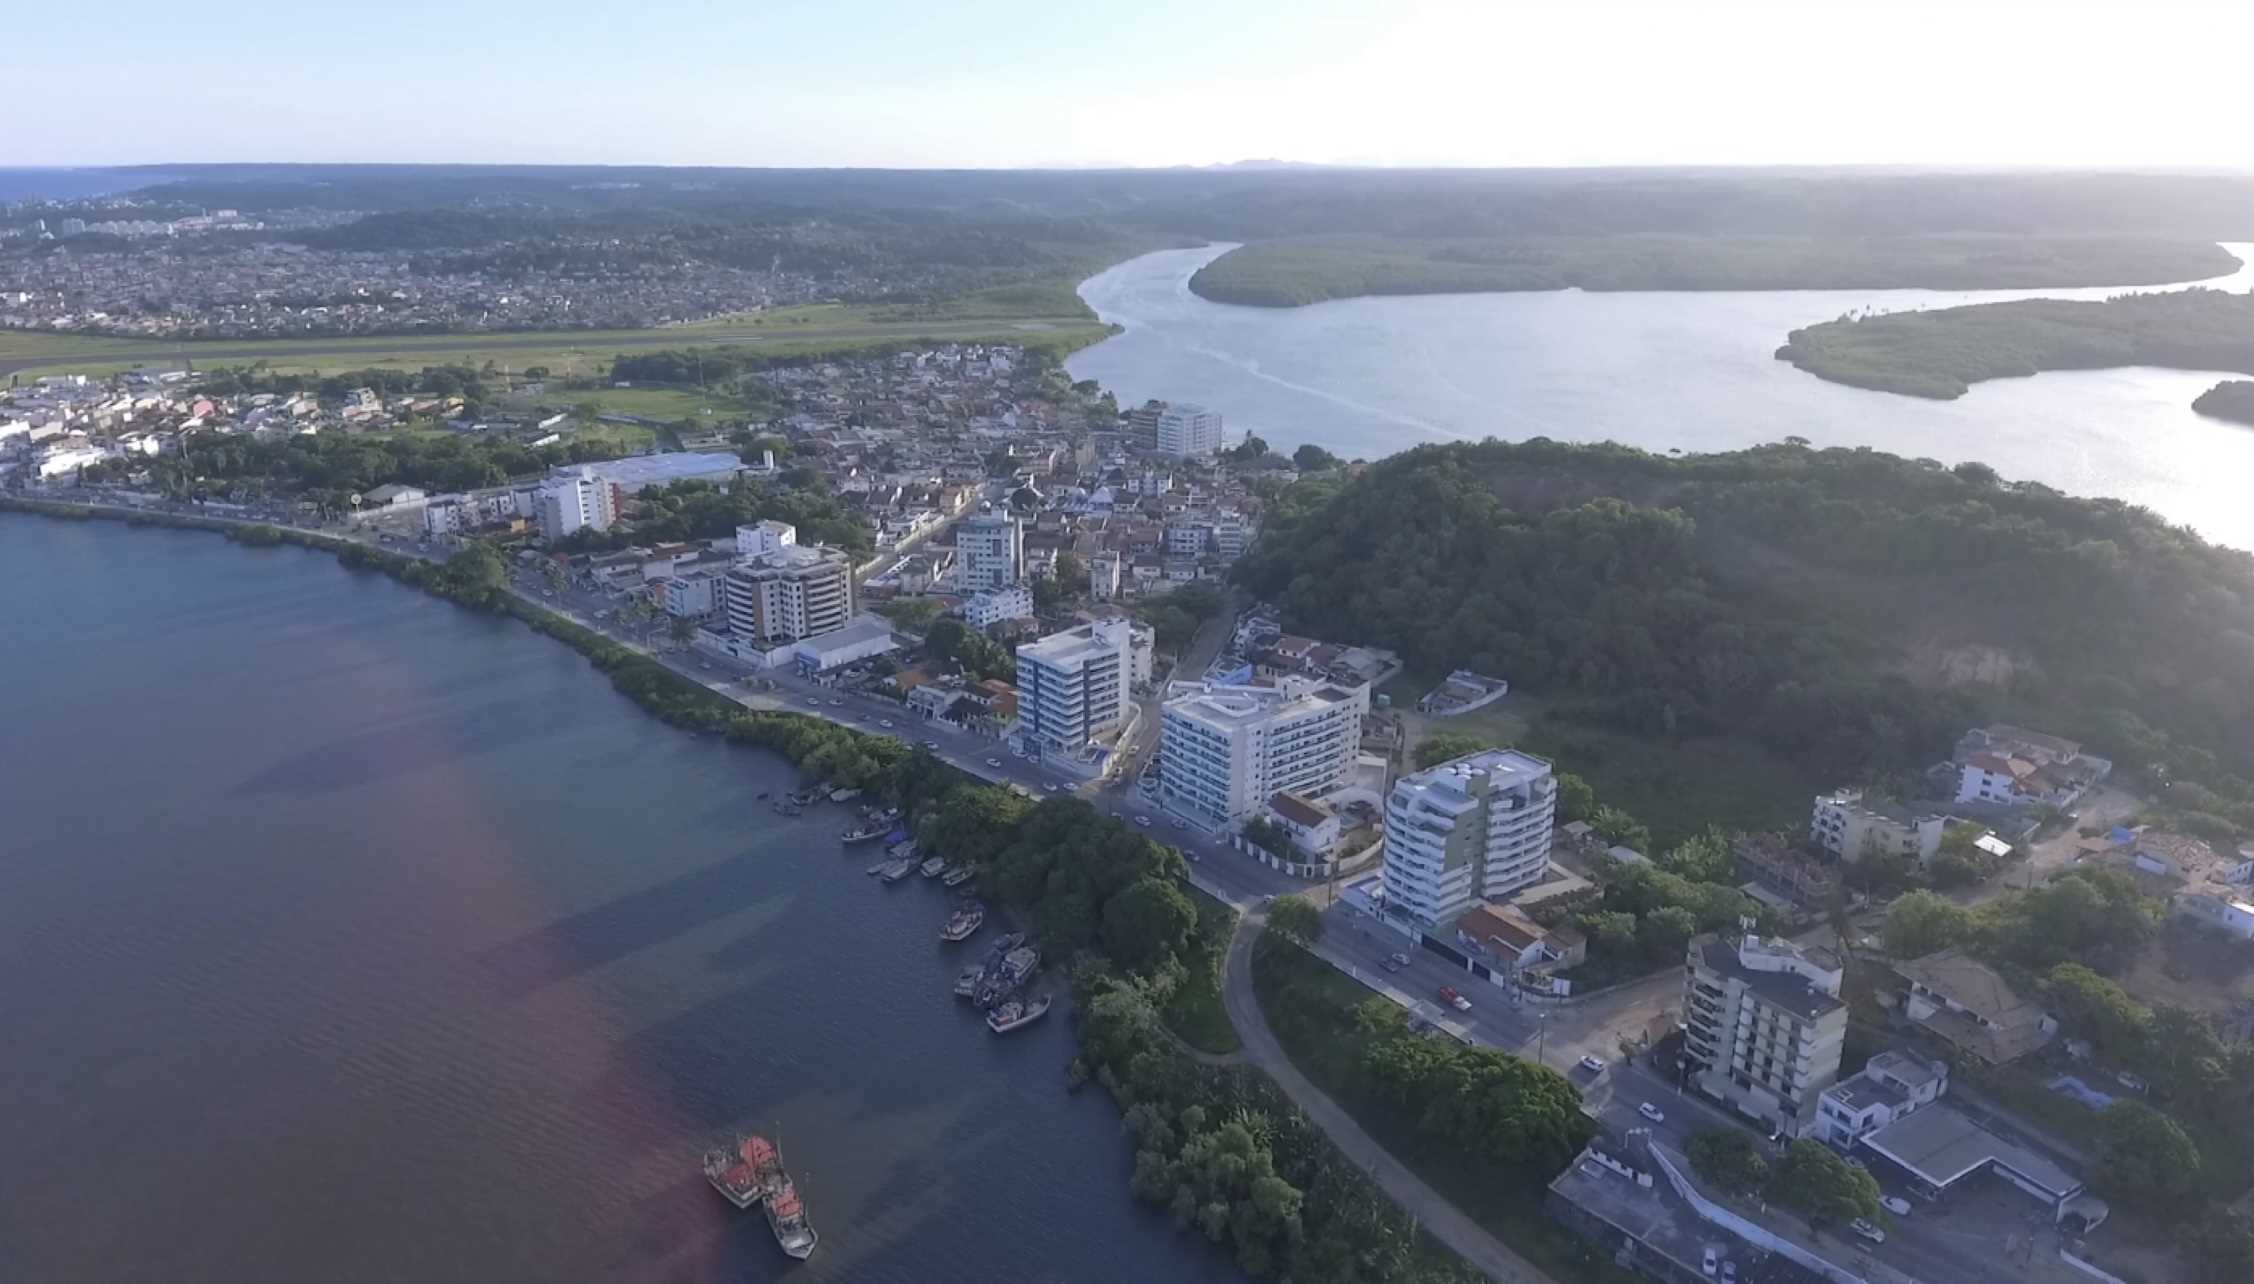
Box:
565 422 659 454
547 387 738 421
1160 885 1241 1056
1252 934 1640 1284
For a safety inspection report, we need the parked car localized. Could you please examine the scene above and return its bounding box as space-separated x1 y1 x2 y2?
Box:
1880 1196 1911 1217
1436 985 1471 1011
1383 952 1410 972
1134 815 1152 827
985 757 1002 767
829 698 844 707
1701 1248 1718 1277
1044 782 1061 792
1638 1102 1666 1123
1850 1219 1886 1244
1721 1261 1737 1283
1579 1055 1606 1074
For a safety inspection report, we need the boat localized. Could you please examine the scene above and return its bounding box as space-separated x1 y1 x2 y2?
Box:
976 944 1040 1008
940 901 985 942
773 801 803 817
919 855 948 878
840 822 888 844
755 791 772 801
942 865 976 888
865 859 892 876
987 992 1053 1034
829 787 862 803
763 1177 819 1260
878 855 917 883
953 964 983 998
701 1133 783 1210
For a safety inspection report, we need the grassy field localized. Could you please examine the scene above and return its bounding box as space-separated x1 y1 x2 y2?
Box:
543 387 740 421
1159 886 1241 1056
1252 934 1638 1284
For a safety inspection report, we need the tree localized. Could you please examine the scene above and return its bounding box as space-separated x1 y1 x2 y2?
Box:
1590 805 1650 856
1054 551 1089 596
1660 830 1735 884
1687 1129 1769 1195
1224 434 1270 463
925 617 968 662
437 543 508 606
1554 772 1598 823
1768 1139 1878 1222
1883 889 1973 958
2042 963 2150 1061
1292 443 1344 472
1414 731 1496 770
1101 876 1198 973
2096 1101 2201 1218
667 614 697 646
1268 897 1324 946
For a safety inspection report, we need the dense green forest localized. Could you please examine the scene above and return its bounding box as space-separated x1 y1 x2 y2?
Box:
1235 439 2254 836
1776 288 2254 399
84 429 615 506
556 476 871 555
2193 379 2254 427
1189 236 2238 307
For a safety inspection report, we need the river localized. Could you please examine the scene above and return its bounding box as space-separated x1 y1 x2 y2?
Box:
0 513 1238 1284
1067 242 2254 550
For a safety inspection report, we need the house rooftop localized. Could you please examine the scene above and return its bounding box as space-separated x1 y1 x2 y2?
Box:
1693 936 1843 1020
1269 791 1334 829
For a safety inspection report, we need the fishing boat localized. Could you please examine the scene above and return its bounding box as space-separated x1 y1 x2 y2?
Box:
976 945 1040 1009
840 822 888 844
878 855 917 882
940 901 985 942
942 864 976 888
987 992 1053 1034
953 964 983 999
919 855 948 878
763 1177 819 1259
701 1133 782 1210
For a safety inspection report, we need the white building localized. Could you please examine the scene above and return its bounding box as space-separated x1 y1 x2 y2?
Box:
1811 789 1944 865
1127 621 1154 687
1159 676 1369 826
1156 403 1224 458
1816 1050 1949 1151
724 544 855 645
955 510 1023 591
736 520 798 558
1088 551 1123 600
1379 749 1556 933
660 568 725 620
1015 617 1135 753
963 584 1034 629
794 615 899 674
1685 932 1849 1138
1266 791 1344 858
537 468 616 541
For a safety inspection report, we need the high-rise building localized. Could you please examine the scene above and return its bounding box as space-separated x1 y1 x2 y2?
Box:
955 511 1023 591
1015 618 1134 753
1159 676 1368 826
724 545 854 644
1156 403 1224 458
1810 789 1945 866
1380 749 1557 933
1684 932 1848 1137
536 467 616 541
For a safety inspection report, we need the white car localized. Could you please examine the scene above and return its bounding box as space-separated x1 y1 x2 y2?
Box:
1134 815 1152 827
1879 1196 1911 1217
1044 783 1061 792
1638 1102 1666 1124
1701 1248 1718 1277
1849 1219 1886 1244
829 698 844 707
879 719 894 728
1579 1055 1606 1074
985 757 1002 768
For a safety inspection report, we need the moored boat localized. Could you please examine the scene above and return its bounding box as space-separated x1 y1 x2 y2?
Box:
701 1133 782 1210
987 992 1053 1034
919 855 948 878
941 864 976 888
976 944 1040 1008
879 856 917 882
953 964 982 998
764 1178 819 1259
940 900 985 942
840 822 888 844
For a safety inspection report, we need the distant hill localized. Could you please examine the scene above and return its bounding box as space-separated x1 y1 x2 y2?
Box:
2193 380 2254 427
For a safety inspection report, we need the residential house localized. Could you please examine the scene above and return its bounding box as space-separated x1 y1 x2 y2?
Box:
1895 947 2057 1066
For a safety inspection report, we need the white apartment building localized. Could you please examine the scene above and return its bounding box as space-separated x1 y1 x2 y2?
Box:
1684 932 1848 1138
1810 789 1945 865
536 468 616 542
1158 676 1369 826
1088 551 1123 601
1127 622 1154 687
736 520 798 558
1380 749 1557 932
963 584 1034 629
1816 1050 1948 1150
660 568 725 620
724 545 854 644
1156 403 1224 458
1015 617 1134 753
955 511 1023 591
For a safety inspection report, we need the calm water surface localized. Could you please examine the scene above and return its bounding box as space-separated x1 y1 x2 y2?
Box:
1068 243 2254 548
0 513 1237 1284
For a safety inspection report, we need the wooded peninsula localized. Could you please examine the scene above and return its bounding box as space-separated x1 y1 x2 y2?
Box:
2193 379 2254 426
1187 235 2238 307
1775 287 2254 398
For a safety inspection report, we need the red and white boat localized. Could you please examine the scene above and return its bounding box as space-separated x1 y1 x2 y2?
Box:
701 1134 782 1211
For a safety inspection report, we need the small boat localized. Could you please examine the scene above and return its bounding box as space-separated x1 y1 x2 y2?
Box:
702 1134 782 1210
829 787 862 803
941 901 985 942
919 855 948 878
841 822 888 844
976 945 1040 1009
953 965 982 999
773 801 803 817
755 791 772 801
865 859 891 876
942 865 976 888
879 856 917 883
764 1178 819 1260
987 992 1053 1034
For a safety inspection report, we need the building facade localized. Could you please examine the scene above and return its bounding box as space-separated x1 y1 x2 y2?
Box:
1815 1050 1948 1150
1683 933 1848 1137
963 584 1034 629
1014 617 1134 753
1810 789 1944 865
955 511 1023 591
1155 402 1223 458
1157 676 1369 826
1379 749 1557 932
536 467 616 541
723 545 854 644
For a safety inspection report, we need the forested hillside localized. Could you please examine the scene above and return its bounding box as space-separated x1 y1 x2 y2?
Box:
1235 441 2254 833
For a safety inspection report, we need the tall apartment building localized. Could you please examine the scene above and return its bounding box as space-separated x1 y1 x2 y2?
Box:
1156 403 1224 458
536 467 616 541
1159 676 1369 826
1088 551 1123 601
955 511 1024 591
1684 932 1848 1138
1015 617 1134 753
1810 789 1945 865
1380 749 1557 932
724 545 854 644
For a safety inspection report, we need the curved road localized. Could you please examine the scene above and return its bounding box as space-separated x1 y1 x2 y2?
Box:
1221 911 1558 1284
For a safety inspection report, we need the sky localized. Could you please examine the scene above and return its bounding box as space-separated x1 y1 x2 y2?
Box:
10 0 2254 171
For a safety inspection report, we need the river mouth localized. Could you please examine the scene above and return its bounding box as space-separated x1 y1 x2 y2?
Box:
1068 241 2254 550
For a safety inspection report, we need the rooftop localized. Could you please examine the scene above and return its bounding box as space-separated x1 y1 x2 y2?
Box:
1859 1104 2082 1199
1692 936 1844 1020
575 451 743 488
1269 791 1335 829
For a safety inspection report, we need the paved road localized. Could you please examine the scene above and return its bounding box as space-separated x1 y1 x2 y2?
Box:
1221 911 1558 1284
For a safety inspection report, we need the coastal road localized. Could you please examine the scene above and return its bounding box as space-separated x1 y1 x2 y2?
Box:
1221 911 1559 1284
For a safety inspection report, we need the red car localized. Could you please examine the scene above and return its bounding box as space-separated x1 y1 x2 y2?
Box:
1437 985 1471 1011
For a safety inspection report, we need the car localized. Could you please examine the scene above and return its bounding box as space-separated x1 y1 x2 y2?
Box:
1436 985 1467 1009
697 662 712 671
1701 1248 1718 1277
1383 951 1411 971
541 589 554 598
1579 1055 1606 1074
805 697 822 706
1011 747 1025 758
1721 1261 1737 1283
1849 1219 1886 1244
1879 1196 1911 1217
1638 1102 1666 1124
985 757 1002 767
879 719 894 728
1134 815 1152 827
1044 783 1061 792
829 698 844 707
922 739 940 750
1188 851 1200 863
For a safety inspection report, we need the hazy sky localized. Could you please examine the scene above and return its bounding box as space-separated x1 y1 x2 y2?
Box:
11 0 2252 170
